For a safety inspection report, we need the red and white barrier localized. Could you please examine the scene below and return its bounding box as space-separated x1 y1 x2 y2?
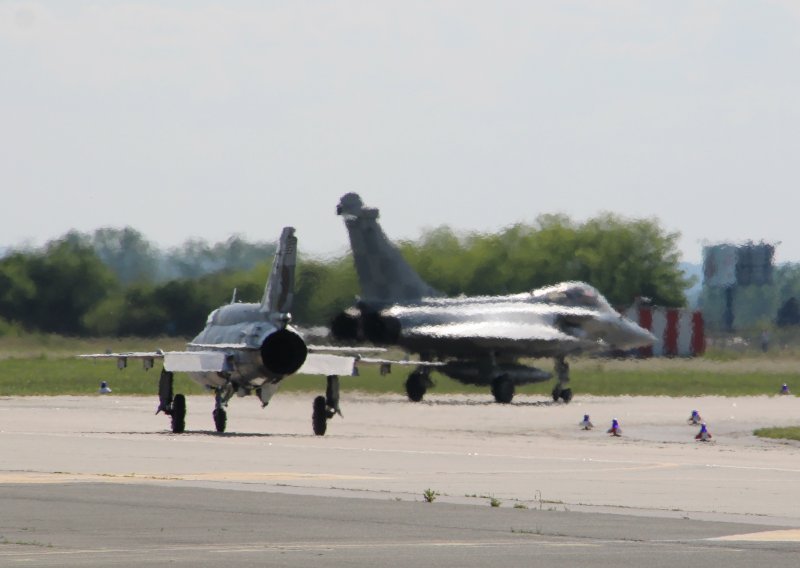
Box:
625 306 705 357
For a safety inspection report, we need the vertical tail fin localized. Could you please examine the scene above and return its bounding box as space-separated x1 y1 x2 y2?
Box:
336 193 440 305
261 226 297 316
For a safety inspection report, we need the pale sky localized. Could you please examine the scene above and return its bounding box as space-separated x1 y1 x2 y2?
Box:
2 1 799 264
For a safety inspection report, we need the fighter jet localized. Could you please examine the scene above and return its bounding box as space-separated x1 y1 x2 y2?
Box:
331 193 655 404
81 227 367 436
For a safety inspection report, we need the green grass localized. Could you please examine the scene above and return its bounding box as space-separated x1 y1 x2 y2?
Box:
753 427 800 442
422 489 439 503
1 335 799 398
551 369 799 397
1 356 799 397
0 334 186 360
0 357 207 396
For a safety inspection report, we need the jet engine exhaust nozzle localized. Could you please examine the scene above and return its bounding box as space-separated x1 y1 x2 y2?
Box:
260 329 308 376
330 308 401 345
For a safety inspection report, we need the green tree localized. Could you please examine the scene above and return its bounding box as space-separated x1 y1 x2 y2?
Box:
90 227 159 285
294 257 358 325
161 236 276 281
2 213 690 337
0 252 38 326
399 226 470 294
0 233 117 334
391 214 687 307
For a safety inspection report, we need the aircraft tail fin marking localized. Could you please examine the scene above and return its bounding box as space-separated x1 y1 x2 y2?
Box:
337 193 441 305
261 226 297 316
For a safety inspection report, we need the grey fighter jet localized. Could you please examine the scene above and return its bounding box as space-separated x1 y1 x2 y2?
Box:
331 193 656 404
82 227 365 436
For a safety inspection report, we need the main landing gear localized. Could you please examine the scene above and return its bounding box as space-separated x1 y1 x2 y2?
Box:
491 375 515 404
405 369 433 402
551 356 573 403
157 369 187 433
312 375 343 436
213 407 227 433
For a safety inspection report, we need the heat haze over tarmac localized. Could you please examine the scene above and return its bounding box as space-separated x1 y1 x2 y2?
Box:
2 394 800 566
1 393 799 525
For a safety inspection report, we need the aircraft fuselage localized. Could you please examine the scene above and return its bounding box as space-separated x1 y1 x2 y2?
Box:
183 302 308 391
334 282 653 362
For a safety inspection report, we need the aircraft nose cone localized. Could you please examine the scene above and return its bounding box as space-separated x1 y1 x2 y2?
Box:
640 326 657 345
618 318 656 348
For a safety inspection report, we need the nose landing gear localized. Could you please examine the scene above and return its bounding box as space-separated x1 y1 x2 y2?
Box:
491 375 515 403
156 369 187 433
551 356 573 403
405 369 433 402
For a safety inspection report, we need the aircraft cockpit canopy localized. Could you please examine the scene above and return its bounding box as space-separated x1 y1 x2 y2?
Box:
206 309 220 326
531 282 612 311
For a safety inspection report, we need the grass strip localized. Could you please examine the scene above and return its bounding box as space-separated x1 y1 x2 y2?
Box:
753 427 800 442
1 357 799 398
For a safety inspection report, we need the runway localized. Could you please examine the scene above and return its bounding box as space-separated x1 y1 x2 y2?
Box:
1 393 799 566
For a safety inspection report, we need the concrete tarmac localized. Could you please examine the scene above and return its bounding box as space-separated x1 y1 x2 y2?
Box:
1 392 799 566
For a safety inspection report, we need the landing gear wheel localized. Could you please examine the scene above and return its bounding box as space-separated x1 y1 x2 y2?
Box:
405 371 427 402
157 369 174 414
491 376 515 404
553 356 571 404
312 395 328 436
171 394 186 433
213 407 227 433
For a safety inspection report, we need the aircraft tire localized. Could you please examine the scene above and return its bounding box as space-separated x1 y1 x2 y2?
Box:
551 385 562 402
405 373 426 402
491 376 514 404
213 408 227 433
312 395 328 436
560 388 573 403
171 394 186 434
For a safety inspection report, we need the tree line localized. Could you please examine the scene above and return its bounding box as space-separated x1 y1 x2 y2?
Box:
0 216 692 338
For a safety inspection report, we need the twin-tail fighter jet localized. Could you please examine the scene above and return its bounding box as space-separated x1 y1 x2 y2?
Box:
331 193 655 404
82 227 370 436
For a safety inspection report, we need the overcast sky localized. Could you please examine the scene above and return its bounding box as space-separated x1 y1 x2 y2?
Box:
2 1 799 264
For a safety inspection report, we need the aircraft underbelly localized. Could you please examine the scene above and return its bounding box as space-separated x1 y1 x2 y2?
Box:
174 349 278 389
164 351 228 373
399 335 579 360
185 371 229 389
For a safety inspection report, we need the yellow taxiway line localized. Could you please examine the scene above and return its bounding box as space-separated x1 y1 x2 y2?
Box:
0 471 383 483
